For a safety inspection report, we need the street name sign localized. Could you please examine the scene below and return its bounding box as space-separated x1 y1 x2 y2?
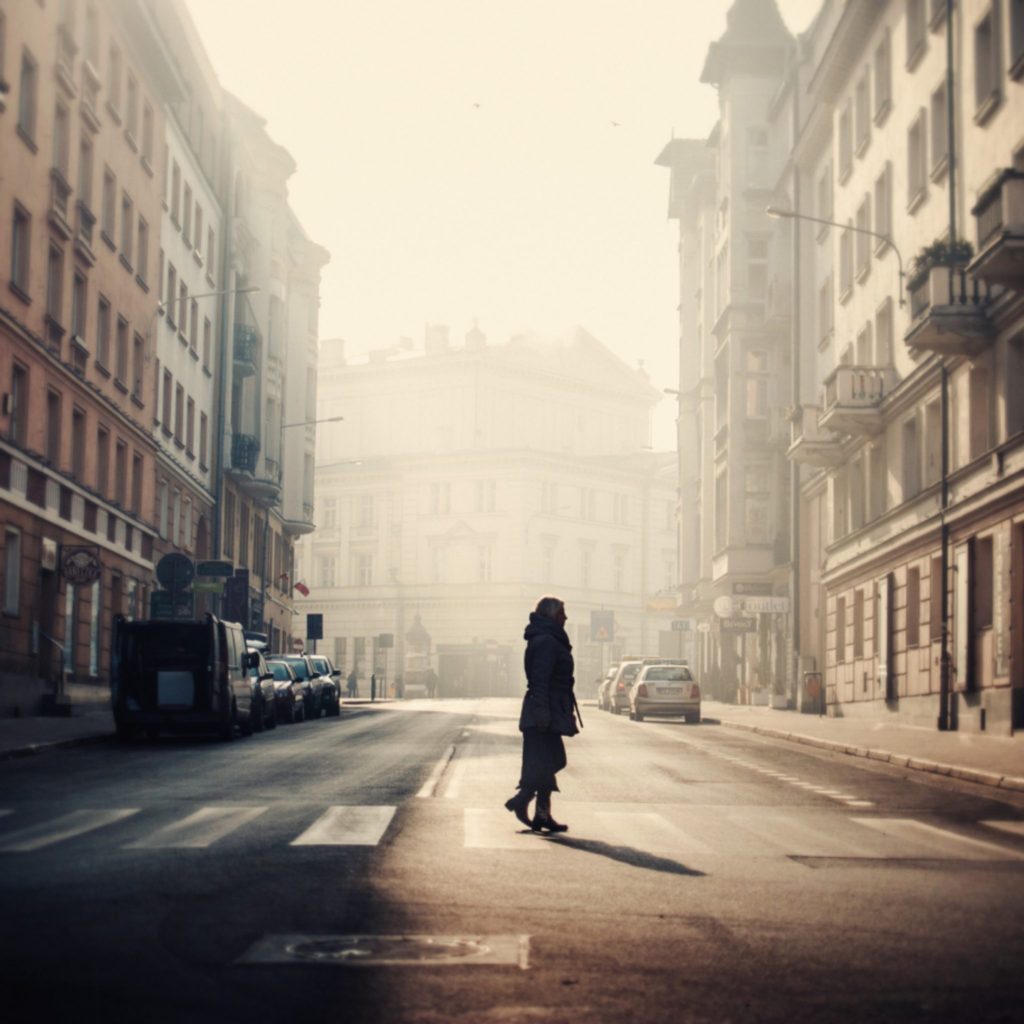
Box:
196 560 234 577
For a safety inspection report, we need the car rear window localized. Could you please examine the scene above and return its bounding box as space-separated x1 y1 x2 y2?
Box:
645 666 693 682
272 658 310 680
621 663 642 682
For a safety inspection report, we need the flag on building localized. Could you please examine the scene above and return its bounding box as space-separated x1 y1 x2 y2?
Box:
294 581 310 597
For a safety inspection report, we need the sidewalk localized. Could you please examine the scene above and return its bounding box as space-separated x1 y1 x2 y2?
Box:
0 699 394 759
705 700 1024 794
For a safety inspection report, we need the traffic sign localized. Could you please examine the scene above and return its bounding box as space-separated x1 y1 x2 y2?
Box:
671 619 694 632
156 553 194 590
192 578 225 594
195 559 234 577
590 610 614 642
306 613 323 640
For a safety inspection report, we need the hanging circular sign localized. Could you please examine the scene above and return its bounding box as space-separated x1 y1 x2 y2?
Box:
156 552 195 590
60 546 102 586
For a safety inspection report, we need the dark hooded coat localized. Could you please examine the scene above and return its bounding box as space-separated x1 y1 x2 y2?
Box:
518 612 578 736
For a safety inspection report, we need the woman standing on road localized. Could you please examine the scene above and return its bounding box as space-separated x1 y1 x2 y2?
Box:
505 595 580 832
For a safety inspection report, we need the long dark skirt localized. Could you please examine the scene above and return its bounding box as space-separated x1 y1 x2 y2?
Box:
517 727 567 794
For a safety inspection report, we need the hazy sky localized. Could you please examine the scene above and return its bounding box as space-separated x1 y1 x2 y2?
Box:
185 0 821 446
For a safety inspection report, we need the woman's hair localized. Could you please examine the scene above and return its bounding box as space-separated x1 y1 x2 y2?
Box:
534 595 565 618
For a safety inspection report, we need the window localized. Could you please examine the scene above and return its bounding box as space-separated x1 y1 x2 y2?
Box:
875 297 894 366
974 536 994 630
318 556 337 588
907 0 927 68
67 407 85 481
1012 0 1024 75
46 388 62 463
4 528 22 616
202 317 212 370
194 205 203 256
96 425 109 497
131 452 143 513
125 73 138 139
745 350 769 418
475 480 496 512
96 295 111 367
53 101 71 176
874 28 892 121
853 589 865 659
115 316 128 385
207 227 216 282
478 547 492 582
174 383 184 444
856 195 872 279
902 417 921 501
969 360 993 460
166 264 177 327
77 135 93 209
186 397 195 454
353 552 373 586
189 298 198 352
136 218 148 283
855 71 871 153
11 203 31 297
839 223 853 299
974 5 1002 121
930 556 944 641
715 470 728 551
835 595 847 663
158 480 169 539
161 370 172 433
856 322 873 365
356 494 375 527
132 332 143 398
46 243 65 325
323 499 337 528
819 275 833 346
907 567 921 647
930 82 948 176
142 102 154 164
199 412 208 468
18 49 38 144
101 168 116 241
182 184 192 245
816 167 832 239
907 110 928 209
120 193 133 265
178 281 188 335
9 362 29 445
748 236 767 300
107 42 122 111
114 441 127 506
838 101 853 180
873 163 893 250
170 161 181 224
71 271 87 340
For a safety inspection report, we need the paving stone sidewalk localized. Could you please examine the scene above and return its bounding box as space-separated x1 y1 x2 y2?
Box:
705 700 1024 793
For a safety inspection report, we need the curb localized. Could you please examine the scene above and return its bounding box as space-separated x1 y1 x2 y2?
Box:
719 720 1024 793
0 730 113 761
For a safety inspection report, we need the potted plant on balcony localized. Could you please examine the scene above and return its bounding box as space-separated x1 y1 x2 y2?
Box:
908 239 974 316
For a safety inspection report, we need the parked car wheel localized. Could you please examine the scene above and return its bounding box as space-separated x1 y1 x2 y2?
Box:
264 700 277 729
685 711 701 725
327 695 341 717
251 696 265 733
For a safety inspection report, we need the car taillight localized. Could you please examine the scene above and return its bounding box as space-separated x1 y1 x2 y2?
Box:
690 684 701 699
637 683 648 698
616 682 625 692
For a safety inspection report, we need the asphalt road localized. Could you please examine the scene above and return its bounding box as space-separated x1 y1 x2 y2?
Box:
1 698 1022 1024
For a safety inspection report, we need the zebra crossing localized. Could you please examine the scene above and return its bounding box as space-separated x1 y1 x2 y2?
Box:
0 801 1021 863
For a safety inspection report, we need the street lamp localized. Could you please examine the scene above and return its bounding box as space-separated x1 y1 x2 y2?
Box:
280 415 344 429
765 205 906 306
145 285 261 358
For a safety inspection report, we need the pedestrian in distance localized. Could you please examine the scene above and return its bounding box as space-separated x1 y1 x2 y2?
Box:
371 672 377 701
505 595 581 833
346 668 358 699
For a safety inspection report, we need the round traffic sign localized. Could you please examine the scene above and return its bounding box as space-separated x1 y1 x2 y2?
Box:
156 552 195 590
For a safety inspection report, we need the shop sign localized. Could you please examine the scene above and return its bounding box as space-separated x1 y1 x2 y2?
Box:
735 596 790 614
732 582 774 596
60 546 102 586
196 559 234 578
719 616 757 634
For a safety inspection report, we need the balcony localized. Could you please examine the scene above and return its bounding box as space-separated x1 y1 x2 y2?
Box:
230 433 260 474
74 201 96 265
787 405 843 467
248 458 282 506
819 364 896 436
905 265 995 357
233 322 260 376
49 169 73 240
970 170 1024 288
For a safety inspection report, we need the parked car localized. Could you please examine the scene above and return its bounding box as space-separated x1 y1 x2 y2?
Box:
245 650 279 732
597 665 618 711
267 654 333 719
307 654 342 716
608 657 691 715
111 615 255 740
628 663 701 723
264 659 306 723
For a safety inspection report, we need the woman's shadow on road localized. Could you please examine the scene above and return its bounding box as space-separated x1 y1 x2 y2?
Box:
535 833 705 878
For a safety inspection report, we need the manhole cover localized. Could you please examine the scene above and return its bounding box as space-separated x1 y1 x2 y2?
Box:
237 934 529 969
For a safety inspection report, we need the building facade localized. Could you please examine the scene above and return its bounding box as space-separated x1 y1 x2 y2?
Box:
664 0 1024 733
0 0 328 713
658 0 797 704
299 327 677 695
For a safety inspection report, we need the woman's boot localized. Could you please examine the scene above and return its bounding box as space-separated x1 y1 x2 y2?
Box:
504 789 534 827
531 791 568 833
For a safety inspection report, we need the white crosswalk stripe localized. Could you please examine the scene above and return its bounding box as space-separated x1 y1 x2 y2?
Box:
0 809 139 852
290 805 396 846
852 818 1024 860
464 809 545 850
126 806 268 849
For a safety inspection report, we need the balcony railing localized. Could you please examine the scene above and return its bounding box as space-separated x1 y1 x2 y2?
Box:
819 364 896 435
787 404 843 467
969 169 1024 286
231 433 260 474
905 265 995 357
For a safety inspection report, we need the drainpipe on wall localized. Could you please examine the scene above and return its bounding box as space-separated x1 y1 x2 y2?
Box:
788 49 802 712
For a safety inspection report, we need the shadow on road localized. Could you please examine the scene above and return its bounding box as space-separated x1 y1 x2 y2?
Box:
541 834 706 877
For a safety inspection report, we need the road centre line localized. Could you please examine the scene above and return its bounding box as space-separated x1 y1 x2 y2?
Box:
416 744 457 799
